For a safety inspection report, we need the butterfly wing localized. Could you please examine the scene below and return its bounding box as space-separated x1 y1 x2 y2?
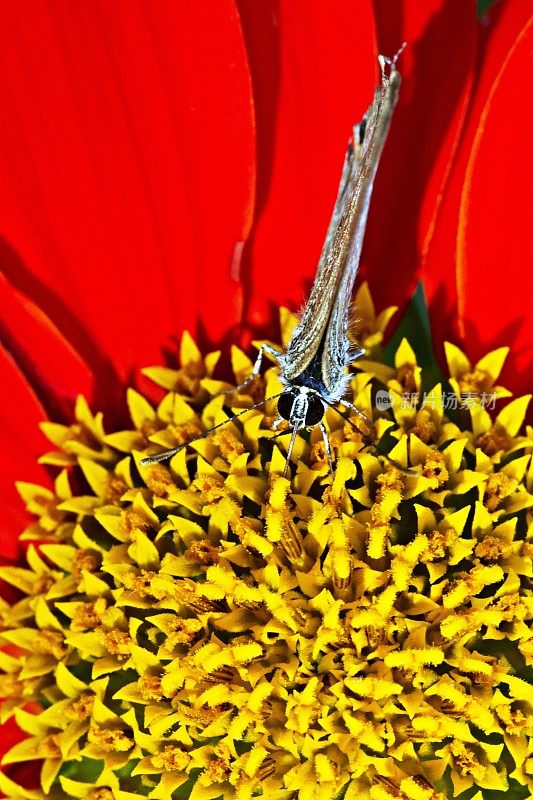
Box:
322 63 401 396
282 60 401 392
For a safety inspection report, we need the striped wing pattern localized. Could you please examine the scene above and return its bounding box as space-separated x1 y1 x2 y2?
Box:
282 62 401 397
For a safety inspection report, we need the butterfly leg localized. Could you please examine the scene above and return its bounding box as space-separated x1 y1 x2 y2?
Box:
340 399 414 474
319 421 334 479
283 426 300 478
224 343 283 396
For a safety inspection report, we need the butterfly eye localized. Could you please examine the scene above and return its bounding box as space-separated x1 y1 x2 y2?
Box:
277 393 295 422
305 395 325 426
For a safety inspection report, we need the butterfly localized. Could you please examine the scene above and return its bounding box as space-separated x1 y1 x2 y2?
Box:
141 49 404 477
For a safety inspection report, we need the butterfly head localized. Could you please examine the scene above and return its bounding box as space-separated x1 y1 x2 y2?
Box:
277 387 325 429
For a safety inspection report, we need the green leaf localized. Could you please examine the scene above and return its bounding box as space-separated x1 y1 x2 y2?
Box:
115 758 140 779
482 781 529 800
477 0 499 18
173 769 203 799
435 767 455 799
382 282 444 394
451 777 530 800
59 756 103 782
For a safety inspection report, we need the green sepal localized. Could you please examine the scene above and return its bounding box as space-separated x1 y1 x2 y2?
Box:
382 282 447 397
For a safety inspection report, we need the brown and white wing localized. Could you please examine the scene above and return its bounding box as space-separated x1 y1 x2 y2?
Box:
283 59 401 386
322 62 401 395
281 118 362 381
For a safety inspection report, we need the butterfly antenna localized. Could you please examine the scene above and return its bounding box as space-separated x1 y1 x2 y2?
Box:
140 392 284 466
379 42 407 78
322 399 415 475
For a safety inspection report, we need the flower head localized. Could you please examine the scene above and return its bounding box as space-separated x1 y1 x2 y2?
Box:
1 3 532 799
445 343 512 403
1 302 532 800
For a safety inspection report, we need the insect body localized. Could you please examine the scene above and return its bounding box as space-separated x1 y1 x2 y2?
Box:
141 51 403 476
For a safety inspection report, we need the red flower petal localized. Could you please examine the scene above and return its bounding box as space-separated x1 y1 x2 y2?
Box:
237 0 477 338
0 0 255 396
457 12 533 391
423 0 533 398
0 347 50 560
0 271 93 417
0 717 40 792
237 0 377 334
363 0 478 312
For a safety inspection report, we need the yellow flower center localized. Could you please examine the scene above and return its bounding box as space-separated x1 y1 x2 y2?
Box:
459 368 492 395
87 790 114 800
1 324 530 800
422 452 449 488
396 362 418 395
151 745 191 772
475 424 513 456
483 472 517 512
